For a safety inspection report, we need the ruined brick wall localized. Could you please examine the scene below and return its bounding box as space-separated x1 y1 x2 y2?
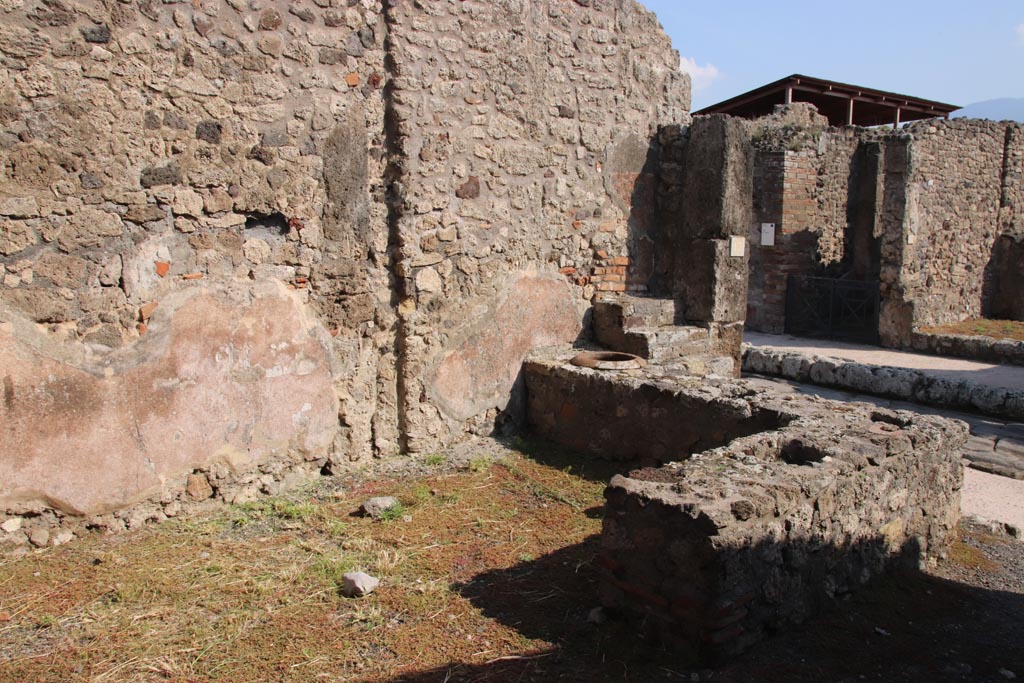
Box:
744 105 852 333
0 0 689 525
743 109 1024 343
386 0 689 453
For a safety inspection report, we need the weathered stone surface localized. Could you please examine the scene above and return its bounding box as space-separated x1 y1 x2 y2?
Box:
679 115 754 240
0 0 691 521
0 196 39 218
674 239 748 323
341 571 379 597
0 220 36 256
454 176 480 200
428 272 583 423
523 351 965 660
185 473 214 500
55 209 124 251
140 163 182 189
33 252 86 288
0 280 338 516
195 121 223 144
910 331 1024 367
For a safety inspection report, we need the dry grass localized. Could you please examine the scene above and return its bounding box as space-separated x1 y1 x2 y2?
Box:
2 441 1021 683
0 442 638 682
920 318 1024 342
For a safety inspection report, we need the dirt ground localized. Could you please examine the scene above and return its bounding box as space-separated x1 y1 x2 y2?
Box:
1 438 1022 683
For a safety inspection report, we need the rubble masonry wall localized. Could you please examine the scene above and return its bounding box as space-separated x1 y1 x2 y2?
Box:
0 0 689 530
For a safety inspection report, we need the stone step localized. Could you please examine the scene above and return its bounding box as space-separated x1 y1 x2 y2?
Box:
629 325 710 362
593 295 682 331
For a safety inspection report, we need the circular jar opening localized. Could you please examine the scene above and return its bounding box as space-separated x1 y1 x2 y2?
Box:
570 350 647 371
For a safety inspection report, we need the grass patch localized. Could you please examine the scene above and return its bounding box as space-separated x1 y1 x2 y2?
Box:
0 446 1013 682
466 455 492 473
375 501 407 522
948 538 1000 572
920 318 1024 342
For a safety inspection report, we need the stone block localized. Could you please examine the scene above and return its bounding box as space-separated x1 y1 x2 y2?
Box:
0 219 37 256
674 239 748 323
679 115 754 240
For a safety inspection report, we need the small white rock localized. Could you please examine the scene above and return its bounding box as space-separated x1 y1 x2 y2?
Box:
51 531 74 547
1 518 23 533
999 669 1016 680
341 571 380 598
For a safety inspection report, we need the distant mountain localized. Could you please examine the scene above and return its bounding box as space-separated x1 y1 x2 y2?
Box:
951 98 1024 122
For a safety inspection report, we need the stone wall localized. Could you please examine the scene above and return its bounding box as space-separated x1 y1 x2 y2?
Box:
895 119 1016 332
386 0 688 453
0 0 689 527
0 0 396 472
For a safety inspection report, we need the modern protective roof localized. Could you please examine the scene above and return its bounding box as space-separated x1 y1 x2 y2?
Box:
693 74 959 127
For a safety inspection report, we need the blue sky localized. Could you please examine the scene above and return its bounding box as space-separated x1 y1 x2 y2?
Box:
637 0 1024 111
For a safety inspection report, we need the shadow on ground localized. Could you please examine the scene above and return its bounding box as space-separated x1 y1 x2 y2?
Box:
388 526 1024 683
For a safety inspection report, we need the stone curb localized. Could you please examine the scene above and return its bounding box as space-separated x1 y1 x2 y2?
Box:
910 332 1024 368
742 344 1024 421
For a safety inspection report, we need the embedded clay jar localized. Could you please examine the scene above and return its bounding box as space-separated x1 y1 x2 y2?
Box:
569 350 647 371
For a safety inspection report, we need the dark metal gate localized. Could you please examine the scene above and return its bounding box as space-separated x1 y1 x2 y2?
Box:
784 275 880 344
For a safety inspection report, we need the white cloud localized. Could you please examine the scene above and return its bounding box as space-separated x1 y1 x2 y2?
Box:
1017 23 1024 44
679 56 721 94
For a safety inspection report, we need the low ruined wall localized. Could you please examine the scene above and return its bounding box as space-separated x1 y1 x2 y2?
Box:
524 358 783 463
602 404 965 660
522 348 965 659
